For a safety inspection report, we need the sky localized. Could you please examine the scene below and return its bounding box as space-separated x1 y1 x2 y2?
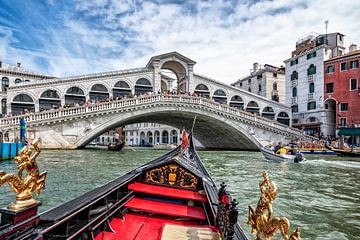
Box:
0 0 359 84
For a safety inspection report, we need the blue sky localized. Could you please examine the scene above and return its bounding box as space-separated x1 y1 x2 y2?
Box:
0 0 359 84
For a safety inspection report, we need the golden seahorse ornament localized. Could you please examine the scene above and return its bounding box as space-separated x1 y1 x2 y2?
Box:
0 138 47 210
247 171 301 240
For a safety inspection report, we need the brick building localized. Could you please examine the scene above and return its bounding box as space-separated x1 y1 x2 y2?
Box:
324 45 360 138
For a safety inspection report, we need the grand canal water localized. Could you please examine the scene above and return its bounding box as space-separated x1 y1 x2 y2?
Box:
0 149 359 239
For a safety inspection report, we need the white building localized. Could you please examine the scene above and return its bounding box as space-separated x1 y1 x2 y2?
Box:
124 123 181 146
284 32 345 136
232 63 285 104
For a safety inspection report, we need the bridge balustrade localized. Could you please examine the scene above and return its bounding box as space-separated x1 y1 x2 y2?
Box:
0 94 306 138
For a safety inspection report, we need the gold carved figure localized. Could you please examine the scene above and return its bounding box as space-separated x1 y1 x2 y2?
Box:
0 138 47 210
247 171 301 240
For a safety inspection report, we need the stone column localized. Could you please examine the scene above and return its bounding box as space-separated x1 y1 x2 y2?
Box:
187 64 194 94
152 60 161 94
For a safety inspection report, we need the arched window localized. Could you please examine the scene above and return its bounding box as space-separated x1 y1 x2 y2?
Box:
15 78 22 84
248 87 251 92
140 132 146 146
11 94 35 114
212 89 227 104
246 101 260 115
162 130 169 144
291 104 298 113
229 95 244 109
309 83 315 93
65 86 86 106
90 84 109 101
39 90 61 111
273 82 277 91
2 77 9 92
1 98 7 114
147 131 153 144
194 84 210 97
292 87 297 97
262 106 275 120
154 131 160 144
291 71 298 80
170 130 178 144
113 80 131 98
277 112 290 126
307 64 316 75
135 78 152 94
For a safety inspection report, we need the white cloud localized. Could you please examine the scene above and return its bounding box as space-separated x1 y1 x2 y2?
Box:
1 0 360 84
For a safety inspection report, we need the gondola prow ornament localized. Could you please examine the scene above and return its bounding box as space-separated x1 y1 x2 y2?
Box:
247 171 301 240
0 138 47 210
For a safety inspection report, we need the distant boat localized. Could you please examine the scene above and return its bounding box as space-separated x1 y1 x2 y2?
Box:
260 147 306 163
107 141 125 151
325 143 360 158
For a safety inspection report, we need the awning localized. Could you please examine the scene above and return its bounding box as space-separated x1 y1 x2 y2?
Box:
338 128 360 136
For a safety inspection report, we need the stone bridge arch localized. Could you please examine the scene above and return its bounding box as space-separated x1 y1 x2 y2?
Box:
74 107 262 150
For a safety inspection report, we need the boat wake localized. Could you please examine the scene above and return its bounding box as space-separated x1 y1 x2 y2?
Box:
304 159 360 169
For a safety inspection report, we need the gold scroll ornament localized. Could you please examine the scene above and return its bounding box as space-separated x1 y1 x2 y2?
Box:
0 138 47 211
247 171 301 240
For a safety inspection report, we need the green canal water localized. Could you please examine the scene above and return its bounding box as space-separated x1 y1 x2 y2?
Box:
0 149 359 239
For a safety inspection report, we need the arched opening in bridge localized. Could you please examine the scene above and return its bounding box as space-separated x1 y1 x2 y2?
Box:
277 112 290 126
170 130 178 144
262 106 275 120
229 95 244 109
39 90 61 111
15 78 22 84
1 77 9 92
1 98 6 115
113 80 131 99
65 87 86 106
147 131 153 144
11 93 35 114
90 84 109 101
212 89 227 104
324 99 336 136
246 101 260 115
135 78 153 95
160 61 187 94
154 131 160 144
162 130 169 144
194 84 210 98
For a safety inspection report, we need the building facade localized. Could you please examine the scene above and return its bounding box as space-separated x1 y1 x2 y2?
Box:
231 63 285 104
284 32 345 136
324 46 360 135
124 123 181 146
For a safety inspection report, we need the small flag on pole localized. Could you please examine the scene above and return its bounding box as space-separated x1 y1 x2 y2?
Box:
181 128 189 150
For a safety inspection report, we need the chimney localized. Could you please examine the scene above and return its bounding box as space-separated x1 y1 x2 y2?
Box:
17 62 21 68
253 62 259 73
349 44 357 52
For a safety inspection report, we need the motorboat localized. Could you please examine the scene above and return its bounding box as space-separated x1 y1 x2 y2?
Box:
260 147 306 163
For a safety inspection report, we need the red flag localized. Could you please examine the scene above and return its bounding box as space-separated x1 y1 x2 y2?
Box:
181 129 189 149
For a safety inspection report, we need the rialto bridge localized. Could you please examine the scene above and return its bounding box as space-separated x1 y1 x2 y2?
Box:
0 52 311 149
0 95 310 150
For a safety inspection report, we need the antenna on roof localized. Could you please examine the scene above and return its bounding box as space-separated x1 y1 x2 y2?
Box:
325 20 329 44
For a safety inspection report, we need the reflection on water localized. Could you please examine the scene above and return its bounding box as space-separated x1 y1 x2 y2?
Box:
0 149 359 239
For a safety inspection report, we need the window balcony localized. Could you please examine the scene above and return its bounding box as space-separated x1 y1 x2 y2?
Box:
291 80 298 87
291 97 298 104
308 74 316 82
308 93 315 100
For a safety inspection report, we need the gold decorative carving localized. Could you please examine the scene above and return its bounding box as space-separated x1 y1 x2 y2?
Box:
146 163 198 189
247 171 301 240
0 138 47 211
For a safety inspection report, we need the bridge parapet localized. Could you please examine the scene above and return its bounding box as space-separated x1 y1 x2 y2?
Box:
0 94 311 141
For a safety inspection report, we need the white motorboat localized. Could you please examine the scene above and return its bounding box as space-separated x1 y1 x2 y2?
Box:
260 147 306 163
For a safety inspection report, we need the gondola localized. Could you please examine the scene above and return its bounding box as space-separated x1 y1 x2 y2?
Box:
0 132 248 240
325 143 360 158
260 147 306 163
107 141 125 151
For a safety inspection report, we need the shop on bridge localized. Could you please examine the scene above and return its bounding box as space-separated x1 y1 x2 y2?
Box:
11 93 35 114
65 87 86 106
39 90 61 111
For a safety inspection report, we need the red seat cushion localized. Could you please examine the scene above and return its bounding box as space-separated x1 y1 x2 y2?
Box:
124 197 206 220
128 182 208 202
